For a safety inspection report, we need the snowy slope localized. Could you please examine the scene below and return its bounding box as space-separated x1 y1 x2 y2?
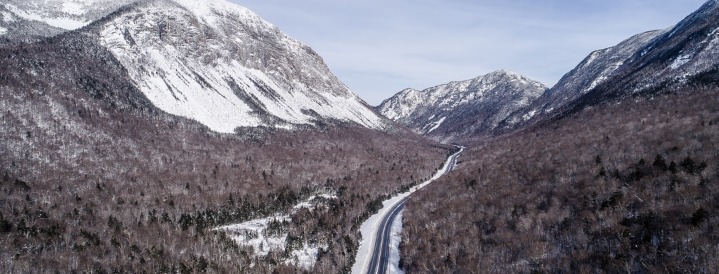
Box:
2 0 137 30
500 0 719 129
619 0 719 93
2 0 385 132
377 70 547 140
94 0 385 132
498 30 666 127
0 0 137 42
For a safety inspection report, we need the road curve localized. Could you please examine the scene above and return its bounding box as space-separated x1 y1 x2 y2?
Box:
365 147 463 274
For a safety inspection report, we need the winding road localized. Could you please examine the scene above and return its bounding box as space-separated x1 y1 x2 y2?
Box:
362 146 463 274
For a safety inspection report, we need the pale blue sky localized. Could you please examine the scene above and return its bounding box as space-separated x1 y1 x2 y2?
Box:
232 0 707 105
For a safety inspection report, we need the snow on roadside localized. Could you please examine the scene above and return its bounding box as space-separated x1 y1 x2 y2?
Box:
351 147 463 274
387 209 405 274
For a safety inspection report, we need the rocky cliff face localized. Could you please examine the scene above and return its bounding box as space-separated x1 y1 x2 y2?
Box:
95 0 385 133
499 30 665 127
1 0 386 133
501 0 719 128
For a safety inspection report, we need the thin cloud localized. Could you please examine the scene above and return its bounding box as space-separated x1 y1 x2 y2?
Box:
233 0 707 105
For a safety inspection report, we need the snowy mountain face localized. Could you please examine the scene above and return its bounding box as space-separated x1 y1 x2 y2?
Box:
0 0 137 43
499 30 665 127
500 0 719 128
1 0 386 133
377 70 547 141
91 0 386 133
603 0 719 93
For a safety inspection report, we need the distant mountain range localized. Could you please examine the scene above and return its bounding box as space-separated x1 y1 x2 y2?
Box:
380 0 719 141
376 70 547 141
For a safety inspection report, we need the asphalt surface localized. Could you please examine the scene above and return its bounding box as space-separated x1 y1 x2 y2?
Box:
366 148 463 274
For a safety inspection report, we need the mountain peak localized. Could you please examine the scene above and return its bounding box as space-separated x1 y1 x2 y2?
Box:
87 0 386 133
466 70 546 88
378 71 547 140
487 69 520 78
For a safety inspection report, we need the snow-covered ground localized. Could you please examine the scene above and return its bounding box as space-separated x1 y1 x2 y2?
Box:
215 215 291 257
351 147 463 274
387 209 405 274
214 193 336 270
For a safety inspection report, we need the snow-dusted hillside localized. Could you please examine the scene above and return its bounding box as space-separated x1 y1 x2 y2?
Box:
500 30 665 126
94 0 385 132
615 0 719 93
499 0 719 129
2 0 386 133
0 0 137 42
377 70 547 140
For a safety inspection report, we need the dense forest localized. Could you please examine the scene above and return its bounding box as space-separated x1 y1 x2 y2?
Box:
401 87 719 273
0 32 451 273
4 2 719 273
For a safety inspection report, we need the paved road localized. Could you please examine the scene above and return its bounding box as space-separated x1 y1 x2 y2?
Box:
366 147 463 274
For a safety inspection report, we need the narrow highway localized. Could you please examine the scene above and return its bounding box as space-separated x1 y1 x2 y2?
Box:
365 147 463 274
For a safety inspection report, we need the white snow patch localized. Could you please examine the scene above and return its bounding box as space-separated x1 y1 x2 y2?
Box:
670 54 692 69
426 117 446 133
5 4 89 30
99 4 384 133
215 215 290 257
351 147 464 274
285 245 323 270
584 61 624 92
708 27 719 38
61 2 85 16
583 51 600 67
215 193 336 269
2 11 16 23
522 109 538 121
292 194 338 211
387 209 405 274
0 26 6 36
640 47 653 57
173 0 272 30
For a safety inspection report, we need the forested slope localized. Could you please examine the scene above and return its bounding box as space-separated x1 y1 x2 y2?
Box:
402 88 719 273
0 28 450 273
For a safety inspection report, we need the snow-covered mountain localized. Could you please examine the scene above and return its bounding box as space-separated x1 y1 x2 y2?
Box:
0 0 136 43
499 30 666 127
588 0 719 96
1 0 386 133
500 0 719 128
377 70 547 141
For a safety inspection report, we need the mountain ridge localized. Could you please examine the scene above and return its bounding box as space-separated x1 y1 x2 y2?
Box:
383 0 719 140
499 0 719 129
1 0 387 133
377 69 547 141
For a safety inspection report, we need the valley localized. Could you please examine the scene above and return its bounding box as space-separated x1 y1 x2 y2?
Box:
1 0 718 273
